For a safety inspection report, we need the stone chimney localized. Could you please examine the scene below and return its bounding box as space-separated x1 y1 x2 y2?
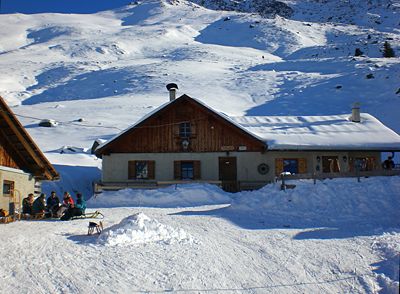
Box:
351 102 361 123
166 83 178 101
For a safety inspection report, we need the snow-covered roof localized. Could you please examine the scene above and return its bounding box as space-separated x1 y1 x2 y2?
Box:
97 95 400 153
231 114 400 151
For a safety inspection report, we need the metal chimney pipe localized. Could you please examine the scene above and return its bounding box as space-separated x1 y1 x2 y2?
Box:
166 83 178 101
351 102 361 123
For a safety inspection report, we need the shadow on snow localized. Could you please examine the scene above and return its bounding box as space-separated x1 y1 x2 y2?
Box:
170 205 397 240
23 67 159 105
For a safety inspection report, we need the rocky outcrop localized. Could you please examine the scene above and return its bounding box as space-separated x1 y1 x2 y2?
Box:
189 0 293 18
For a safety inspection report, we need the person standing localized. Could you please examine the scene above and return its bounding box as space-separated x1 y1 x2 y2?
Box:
382 156 395 170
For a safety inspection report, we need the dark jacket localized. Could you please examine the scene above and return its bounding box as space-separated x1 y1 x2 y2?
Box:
32 196 46 215
47 195 60 209
22 197 33 214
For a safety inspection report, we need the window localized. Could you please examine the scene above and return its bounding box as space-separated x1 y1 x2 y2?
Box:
135 161 148 179
181 162 194 180
275 158 307 175
350 157 376 172
283 159 298 174
174 161 201 180
3 180 14 197
322 156 340 173
128 161 155 180
179 122 191 138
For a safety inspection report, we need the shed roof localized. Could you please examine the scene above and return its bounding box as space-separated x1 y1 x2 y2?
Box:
0 96 59 180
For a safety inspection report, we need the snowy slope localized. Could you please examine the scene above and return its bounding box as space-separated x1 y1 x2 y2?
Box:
0 0 398 194
0 2 399 293
1 177 399 293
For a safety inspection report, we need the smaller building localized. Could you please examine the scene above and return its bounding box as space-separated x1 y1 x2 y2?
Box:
0 96 59 213
95 88 400 191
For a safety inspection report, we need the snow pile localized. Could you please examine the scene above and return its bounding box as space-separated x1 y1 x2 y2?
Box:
98 212 194 246
228 176 400 228
89 183 231 208
371 231 400 292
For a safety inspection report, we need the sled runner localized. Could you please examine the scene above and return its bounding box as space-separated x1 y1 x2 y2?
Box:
71 210 104 220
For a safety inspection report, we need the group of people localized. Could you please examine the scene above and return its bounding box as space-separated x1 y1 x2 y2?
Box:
22 191 86 221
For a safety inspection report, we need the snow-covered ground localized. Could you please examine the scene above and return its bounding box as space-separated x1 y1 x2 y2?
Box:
1 177 399 293
0 0 399 293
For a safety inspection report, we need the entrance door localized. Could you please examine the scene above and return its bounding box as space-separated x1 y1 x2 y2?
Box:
219 157 237 192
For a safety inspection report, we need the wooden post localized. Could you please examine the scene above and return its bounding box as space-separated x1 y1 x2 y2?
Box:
280 173 286 190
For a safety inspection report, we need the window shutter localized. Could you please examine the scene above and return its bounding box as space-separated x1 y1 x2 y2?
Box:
298 158 307 174
275 158 283 176
174 161 181 179
128 161 136 179
193 160 201 180
147 161 155 179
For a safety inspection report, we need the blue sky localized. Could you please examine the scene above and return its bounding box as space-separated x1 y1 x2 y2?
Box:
0 0 130 14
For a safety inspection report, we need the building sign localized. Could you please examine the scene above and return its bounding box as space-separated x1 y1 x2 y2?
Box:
221 145 235 151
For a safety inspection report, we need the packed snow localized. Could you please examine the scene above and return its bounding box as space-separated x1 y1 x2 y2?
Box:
0 0 399 293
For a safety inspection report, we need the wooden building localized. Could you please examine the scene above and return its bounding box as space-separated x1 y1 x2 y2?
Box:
0 96 59 212
95 88 400 192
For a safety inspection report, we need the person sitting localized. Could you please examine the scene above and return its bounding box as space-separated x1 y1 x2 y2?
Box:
22 193 34 217
60 192 87 221
46 191 60 217
60 204 83 221
75 193 86 214
56 192 74 218
32 193 46 218
382 156 395 170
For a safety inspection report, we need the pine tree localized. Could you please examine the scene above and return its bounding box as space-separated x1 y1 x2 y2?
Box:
383 41 395 58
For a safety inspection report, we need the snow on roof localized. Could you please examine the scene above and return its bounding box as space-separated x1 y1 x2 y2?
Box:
231 113 400 151
97 95 400 153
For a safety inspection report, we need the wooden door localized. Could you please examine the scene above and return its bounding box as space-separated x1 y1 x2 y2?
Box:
219 157 237 192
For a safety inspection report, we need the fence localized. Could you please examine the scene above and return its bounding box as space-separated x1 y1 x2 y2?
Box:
279 169 400 190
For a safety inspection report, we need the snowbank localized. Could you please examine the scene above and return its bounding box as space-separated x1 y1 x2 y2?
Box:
89 183 232 208
90 177 400 229
228 176 400 228
98 212 194 246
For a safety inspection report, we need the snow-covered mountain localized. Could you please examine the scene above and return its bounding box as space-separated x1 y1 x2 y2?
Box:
0 0 399 194
0 3 399 293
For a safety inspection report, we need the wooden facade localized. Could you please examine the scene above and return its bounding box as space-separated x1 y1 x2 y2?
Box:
0 140 20 170
0 96 59 180
97 95 266 155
